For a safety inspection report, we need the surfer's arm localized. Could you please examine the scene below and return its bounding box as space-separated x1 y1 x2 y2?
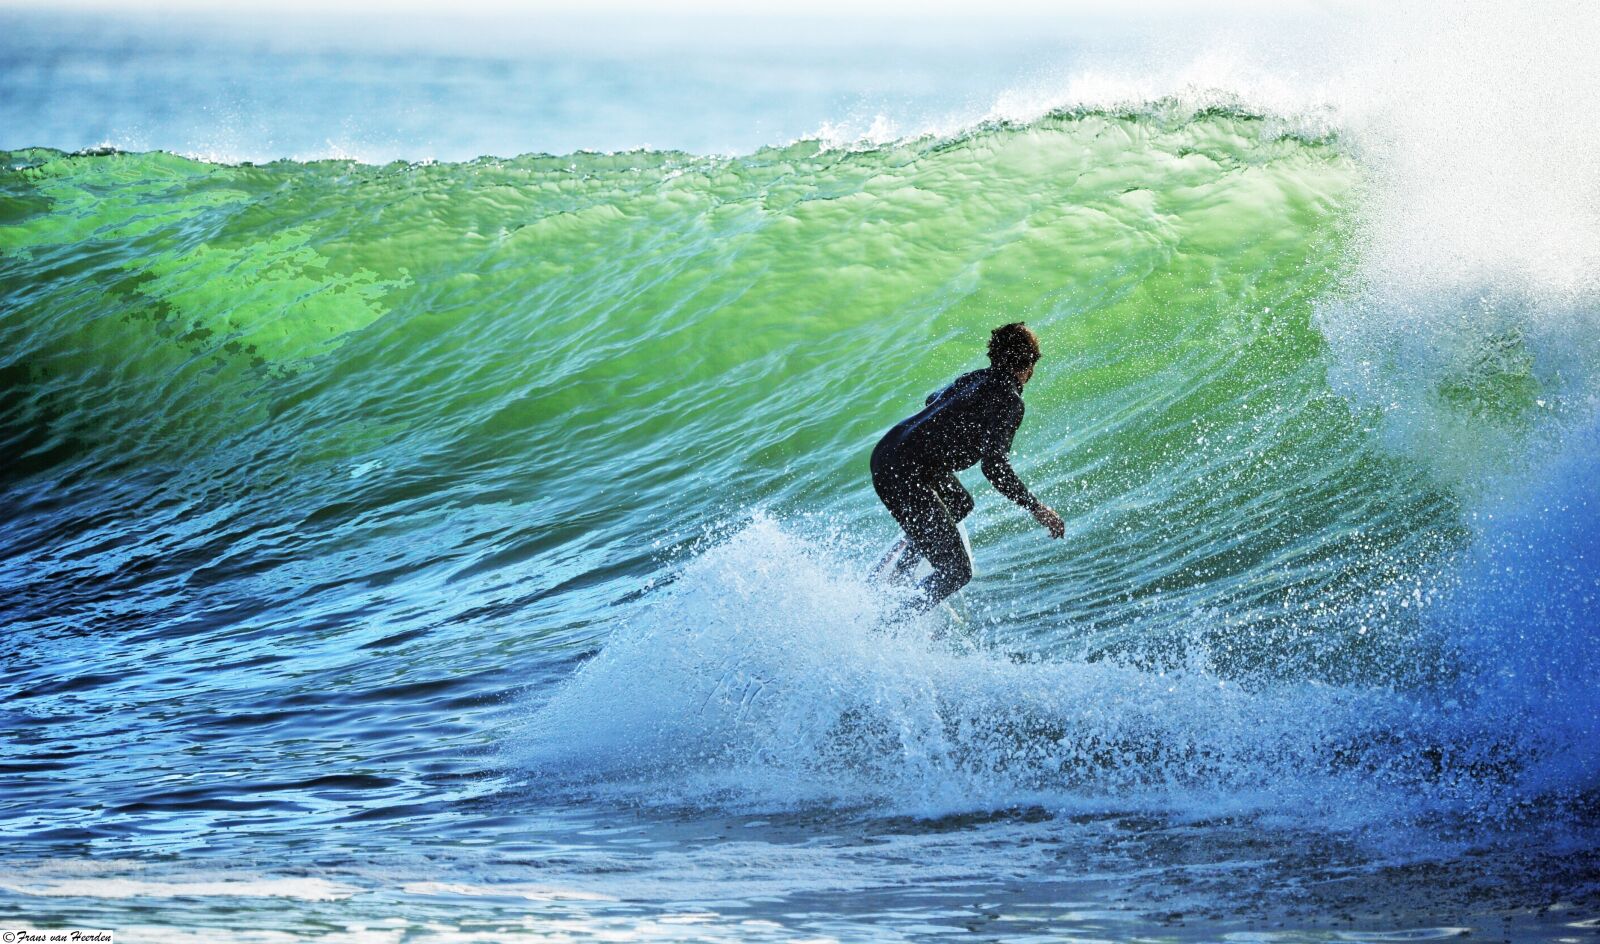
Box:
985 456 1064 537
981 396 1065 538
979 395 1035 508
980 454 1041 512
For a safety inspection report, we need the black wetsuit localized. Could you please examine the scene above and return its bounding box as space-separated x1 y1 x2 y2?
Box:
871 367 1041 608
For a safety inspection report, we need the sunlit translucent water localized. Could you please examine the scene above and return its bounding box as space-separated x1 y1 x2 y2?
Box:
2 5 1599 942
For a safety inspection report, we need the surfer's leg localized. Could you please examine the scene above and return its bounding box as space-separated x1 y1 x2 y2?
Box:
930 474 974 522
872 535 920 585
871 454 969 603
910 498 972 609
889 475 973 607
889 538 922 581
892 488 971 611
871 454 927 585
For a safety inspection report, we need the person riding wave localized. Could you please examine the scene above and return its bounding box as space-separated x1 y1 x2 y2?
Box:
870 322 1064 611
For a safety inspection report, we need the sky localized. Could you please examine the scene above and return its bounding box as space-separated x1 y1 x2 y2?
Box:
0 0 1344 16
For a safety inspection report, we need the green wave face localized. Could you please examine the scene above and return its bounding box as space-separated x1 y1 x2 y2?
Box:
0 110 1460 676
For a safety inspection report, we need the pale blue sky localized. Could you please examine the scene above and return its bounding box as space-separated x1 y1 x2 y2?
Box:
2 0 1341 15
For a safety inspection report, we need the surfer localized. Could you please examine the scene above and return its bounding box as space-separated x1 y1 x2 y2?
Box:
871 322 1065 611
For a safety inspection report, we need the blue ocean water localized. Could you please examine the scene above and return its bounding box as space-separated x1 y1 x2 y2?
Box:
0 9 1119 161
2 4 1599 941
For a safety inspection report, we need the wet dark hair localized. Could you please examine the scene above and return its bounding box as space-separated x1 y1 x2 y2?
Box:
987 322 1040 372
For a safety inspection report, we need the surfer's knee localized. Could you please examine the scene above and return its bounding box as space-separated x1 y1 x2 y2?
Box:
950 489 974 522
918 557 971 610
943 553 972 590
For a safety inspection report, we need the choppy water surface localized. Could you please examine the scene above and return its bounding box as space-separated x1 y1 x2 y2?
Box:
2 4 1599 941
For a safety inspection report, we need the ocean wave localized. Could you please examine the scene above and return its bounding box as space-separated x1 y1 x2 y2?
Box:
2 99 1594 835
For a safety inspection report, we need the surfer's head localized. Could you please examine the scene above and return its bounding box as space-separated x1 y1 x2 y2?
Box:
988 322 1041 384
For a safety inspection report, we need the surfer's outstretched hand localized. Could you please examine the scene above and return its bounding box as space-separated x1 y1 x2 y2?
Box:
1033 504 1065 539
